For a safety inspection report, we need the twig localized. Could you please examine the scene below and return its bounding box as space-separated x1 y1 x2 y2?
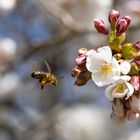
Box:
39 0 93 33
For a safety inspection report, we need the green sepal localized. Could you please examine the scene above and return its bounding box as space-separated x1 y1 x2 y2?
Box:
118 33 126 44
122 43 138 59
109 31 121 51
129 62 139 75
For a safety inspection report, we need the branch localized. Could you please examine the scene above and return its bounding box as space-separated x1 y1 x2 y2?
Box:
39 0 93 33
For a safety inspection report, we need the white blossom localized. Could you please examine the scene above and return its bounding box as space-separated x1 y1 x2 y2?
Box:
105 76 134 101
86 46 120 87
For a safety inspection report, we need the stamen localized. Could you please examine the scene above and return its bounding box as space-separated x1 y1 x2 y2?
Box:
100 62 112 75
114 83 126 93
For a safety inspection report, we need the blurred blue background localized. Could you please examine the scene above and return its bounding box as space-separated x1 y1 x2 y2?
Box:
0 0 140 140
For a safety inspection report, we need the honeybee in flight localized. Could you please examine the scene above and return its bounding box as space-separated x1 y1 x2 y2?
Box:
31 60 58 89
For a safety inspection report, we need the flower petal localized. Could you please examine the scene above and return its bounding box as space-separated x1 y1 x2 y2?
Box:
105 84 116 101
112 57 121 76
113 75 131 82
120 61 131 74
92 72 113 87
97 46 112 62
86 50 106 72
125 82 134 100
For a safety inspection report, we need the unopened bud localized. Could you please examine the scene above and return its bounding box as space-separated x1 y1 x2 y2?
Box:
93 19 109 35
109 10 120 29
113 53 122 60
71 68 81 77
131 76 140 91
78 48 87 56
75 54 86 65
74 71 91 86
116 19 128 36
122 16 131 26
77 64 87 71
133 41 140 51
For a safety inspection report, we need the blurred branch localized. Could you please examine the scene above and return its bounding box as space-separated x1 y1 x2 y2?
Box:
39 0 93 33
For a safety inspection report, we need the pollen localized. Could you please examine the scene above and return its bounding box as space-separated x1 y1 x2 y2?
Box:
114 83 126 93
100 62 112 75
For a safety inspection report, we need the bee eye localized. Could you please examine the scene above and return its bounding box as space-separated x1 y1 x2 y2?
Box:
31 72 35 78
31 72 34 77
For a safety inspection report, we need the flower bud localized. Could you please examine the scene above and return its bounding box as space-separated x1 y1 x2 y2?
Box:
78 48 87 56
75 54 86 65
74 71 91 86
131 76 140 91
77 64 87 71
132 41 140 51
116 19 128 36
71 68 81 77
93 19 109 35
113 53 122 60
109 10 120 29
122 16 131 26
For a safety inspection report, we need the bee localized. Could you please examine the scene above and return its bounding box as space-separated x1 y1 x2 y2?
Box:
31 60 58 89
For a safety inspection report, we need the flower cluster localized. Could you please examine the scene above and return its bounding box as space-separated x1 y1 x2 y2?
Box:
71 10 140 121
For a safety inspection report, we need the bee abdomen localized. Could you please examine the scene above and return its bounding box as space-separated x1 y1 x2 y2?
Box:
31 71 45 79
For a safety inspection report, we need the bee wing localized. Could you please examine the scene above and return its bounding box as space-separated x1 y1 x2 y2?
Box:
44 60 51 73
32 61 40 70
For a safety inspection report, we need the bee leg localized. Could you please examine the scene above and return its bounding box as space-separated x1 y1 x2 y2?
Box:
41 85 44 89
39 79 45 89
52 83 57 86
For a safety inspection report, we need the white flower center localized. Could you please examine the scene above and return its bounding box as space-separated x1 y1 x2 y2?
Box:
114 82 127 93
100 62 112 75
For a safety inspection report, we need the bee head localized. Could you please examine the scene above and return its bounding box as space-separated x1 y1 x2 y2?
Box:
31 71 40 79
31 72 35 78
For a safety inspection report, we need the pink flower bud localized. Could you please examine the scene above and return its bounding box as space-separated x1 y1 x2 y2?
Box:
131 76 140 91
75 54 86 65
122 16 131 26
116 19 128 36
133 41 140 51
109 10 120 24
93 19 109 35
